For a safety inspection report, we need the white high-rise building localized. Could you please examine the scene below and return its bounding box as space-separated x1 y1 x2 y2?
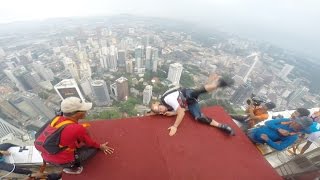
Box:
108 45 118 71
135 46 143 68
54 79 85 101
0 47 6 57
145 46 152 70
167 63 183 85
63 57 80 80
279 64 294 79
79 61 92 79
91 80 111 106
143 85 153 105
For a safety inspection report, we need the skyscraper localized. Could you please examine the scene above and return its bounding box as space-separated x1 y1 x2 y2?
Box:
125 59 133 74
167 63 183 85
91 80 111 106
79 78 93 97
230 83 254 105
118 50 126 67
0 98 28 121
145 46 152 70
143 85 153 105
108 45 118 72
279 64 294 79
4 68 25 91
151 48 159 72
135 46 143 68
32 61 54 81
64 57 80 80
54 79 85 101
0 118 26 138
110 77 129 101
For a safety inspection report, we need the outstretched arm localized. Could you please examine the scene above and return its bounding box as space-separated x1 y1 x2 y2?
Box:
168 107 185 136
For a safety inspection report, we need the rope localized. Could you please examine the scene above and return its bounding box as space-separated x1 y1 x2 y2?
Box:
0 154 16 179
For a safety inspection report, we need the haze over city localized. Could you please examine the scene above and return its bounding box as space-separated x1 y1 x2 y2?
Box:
1 0 320 58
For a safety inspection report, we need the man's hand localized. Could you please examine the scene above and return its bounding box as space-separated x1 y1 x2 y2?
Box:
168 126 178 136
278 128 290 136
280 121 291 125
260 134 269 141
100 142 114 155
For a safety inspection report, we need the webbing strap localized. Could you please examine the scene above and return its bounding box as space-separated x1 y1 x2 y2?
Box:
50 116 75 128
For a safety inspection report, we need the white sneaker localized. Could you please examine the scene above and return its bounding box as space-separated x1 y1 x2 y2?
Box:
63 166 83 174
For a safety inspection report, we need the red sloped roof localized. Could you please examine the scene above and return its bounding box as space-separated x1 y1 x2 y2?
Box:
63 106 282 180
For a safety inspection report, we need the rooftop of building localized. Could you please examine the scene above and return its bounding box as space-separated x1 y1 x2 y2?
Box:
62 106 281 180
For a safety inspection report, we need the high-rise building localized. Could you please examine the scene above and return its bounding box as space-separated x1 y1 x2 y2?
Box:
0 47 5 57
4 68 25 91
108 45 118 72
91 80 111 106
21 92 54 120
54 79 85 101
79 61 92 79
0 118 26 139
110 77 129 101
64 57 80 80
230 83 254 105
143 85 153 105
13 66 33 91
167 63 183 85
32 61 54 81
151 48 159 72
145 46 152 70
135 46 143 68
125 59 133 74
79 78 93 97
118 50 126 67
0 98 28 121
279 64 294 79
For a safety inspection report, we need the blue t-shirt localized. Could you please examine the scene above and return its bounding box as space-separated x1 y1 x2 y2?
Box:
309 122 320 133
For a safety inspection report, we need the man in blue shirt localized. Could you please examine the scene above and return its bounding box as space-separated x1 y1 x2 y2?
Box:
247 116 313 151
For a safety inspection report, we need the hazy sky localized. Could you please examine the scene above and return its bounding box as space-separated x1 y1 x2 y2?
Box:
1 0 319 57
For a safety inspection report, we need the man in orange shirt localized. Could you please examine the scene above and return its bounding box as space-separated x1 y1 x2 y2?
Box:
231 102 276 131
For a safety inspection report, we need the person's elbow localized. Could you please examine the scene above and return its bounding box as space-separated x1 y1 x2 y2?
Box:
176 108 185 116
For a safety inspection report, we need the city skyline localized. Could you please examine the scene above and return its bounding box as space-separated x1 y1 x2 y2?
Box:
0 1 320 59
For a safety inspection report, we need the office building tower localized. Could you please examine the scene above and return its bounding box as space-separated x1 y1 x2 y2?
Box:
54 79 85 101
21 92 54 120
279 64 294 79
91 80 111 106
145 46 152 70
79 61 92 79
4 68 25 91
143 85 153 105
108 45 118 71
64 57 80 80
151 48 159 72
125 59 133 74
135 46 143 68
230 83 254 105
118 50 126 67
110 77 129 101
32 61 54 81
0 118 26 138
22 72 40 90
167 63 183 85
13 66 33 91
0 98 28 121
79 78 93 97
